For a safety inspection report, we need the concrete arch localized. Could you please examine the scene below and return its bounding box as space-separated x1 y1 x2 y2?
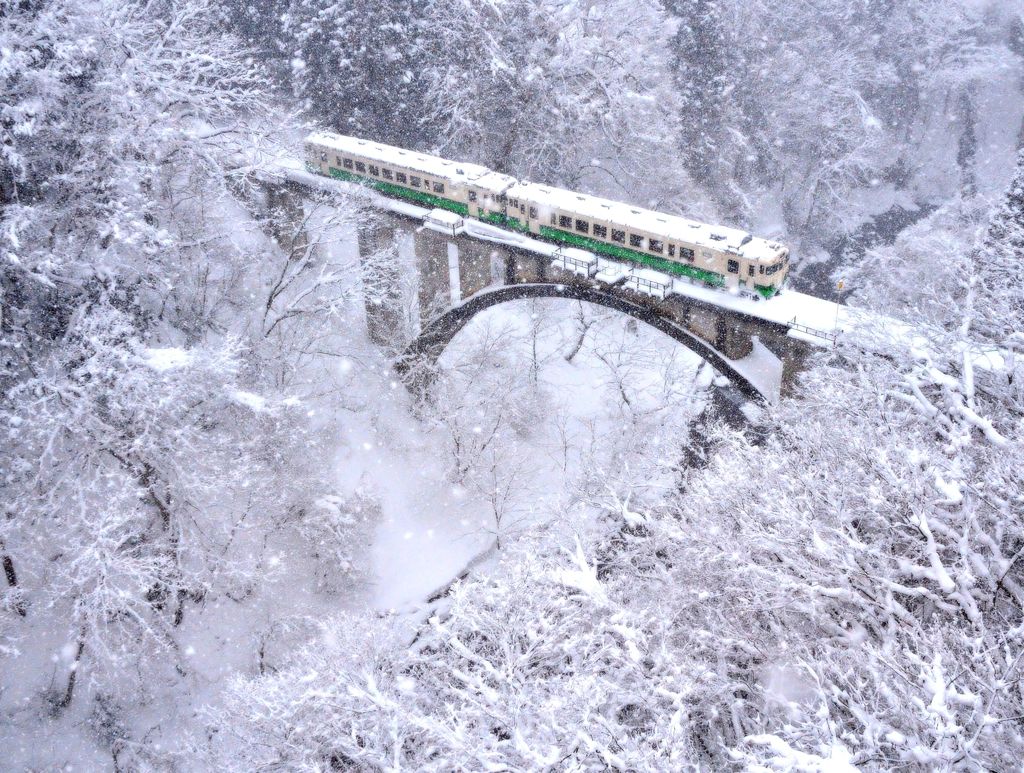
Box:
398 282 769 404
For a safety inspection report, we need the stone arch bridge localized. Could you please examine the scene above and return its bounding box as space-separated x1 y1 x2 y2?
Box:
259 173 833 408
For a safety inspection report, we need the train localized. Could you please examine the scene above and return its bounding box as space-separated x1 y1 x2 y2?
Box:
303 132 790 299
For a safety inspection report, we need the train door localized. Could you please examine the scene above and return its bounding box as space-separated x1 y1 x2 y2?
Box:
725 256 741 290
468 186 484 219
467 185 501 225
740 260 755 290
526 203 540 234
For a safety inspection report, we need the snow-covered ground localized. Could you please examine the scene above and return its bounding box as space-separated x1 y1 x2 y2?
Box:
330 375 495 613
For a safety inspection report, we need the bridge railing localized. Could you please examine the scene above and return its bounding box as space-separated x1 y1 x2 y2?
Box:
786 317 837 345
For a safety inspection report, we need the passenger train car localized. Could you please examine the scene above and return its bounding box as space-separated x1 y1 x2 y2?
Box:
304 132 790 299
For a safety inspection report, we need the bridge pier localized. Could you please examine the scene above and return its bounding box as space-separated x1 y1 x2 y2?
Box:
777 335 814 394
456 238 506 299
411 226 514 329
412 227 453 325
359 217 409 350
507 250 548 285
715 317 756 361
265 182 310 260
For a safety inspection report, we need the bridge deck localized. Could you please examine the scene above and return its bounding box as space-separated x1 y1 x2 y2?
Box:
262 157 858 348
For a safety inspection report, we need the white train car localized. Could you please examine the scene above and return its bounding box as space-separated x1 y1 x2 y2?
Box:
505 181 788 298
303 132 791 299
304 132 517 220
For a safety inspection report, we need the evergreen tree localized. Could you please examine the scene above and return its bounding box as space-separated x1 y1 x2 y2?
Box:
286 0 429 148
978 148 1024 345
666 0 730 184
217 0 294 83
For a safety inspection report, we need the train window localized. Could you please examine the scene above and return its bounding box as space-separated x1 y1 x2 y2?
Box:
433 182 444 193
681 247 695 261
629 234 643 248
355 161 366 173
382 168 393 180
612 229 625 243
668 244 676 257
396 172 407 183
529 206 538 219
649 239 664 253
343 158 353 169
592 224 607 238
468 190 477 202
759 265 765 274
320 152 327 162
551 214 557 225
368 165 379 176
410 176 421 187
335 156 342 166
575 219 588 233
559 215 573 229
727 259 739 273
748 265 755 276
520 204 526 214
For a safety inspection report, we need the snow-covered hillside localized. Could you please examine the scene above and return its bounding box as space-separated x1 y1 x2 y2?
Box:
3 0 1023 769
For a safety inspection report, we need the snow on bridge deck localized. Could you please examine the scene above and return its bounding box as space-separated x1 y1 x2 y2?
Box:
259 157 858 348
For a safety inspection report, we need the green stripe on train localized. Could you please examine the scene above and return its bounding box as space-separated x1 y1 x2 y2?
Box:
479 213 530 232
327 167 469 216
478 211 507 227
505 216 531 233
538 226 726 286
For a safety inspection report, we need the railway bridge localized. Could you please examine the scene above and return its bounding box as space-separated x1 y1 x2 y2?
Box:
257 164 845 407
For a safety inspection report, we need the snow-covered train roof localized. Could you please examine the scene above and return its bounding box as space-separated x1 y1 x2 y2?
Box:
507 181 785 263
470 170 519 195
307 131 497 184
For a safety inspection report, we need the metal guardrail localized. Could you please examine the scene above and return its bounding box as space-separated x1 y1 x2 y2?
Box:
551 248 598 277
787 317 838 344
626 273 671 299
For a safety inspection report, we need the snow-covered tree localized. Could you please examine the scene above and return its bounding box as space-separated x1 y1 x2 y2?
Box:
976 147 1024 348
665 0 1019 242
200 545 718 769
284 0 430 148
421 0 691 206
3 308 284 706
0 0 356 758
668 0 732 183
